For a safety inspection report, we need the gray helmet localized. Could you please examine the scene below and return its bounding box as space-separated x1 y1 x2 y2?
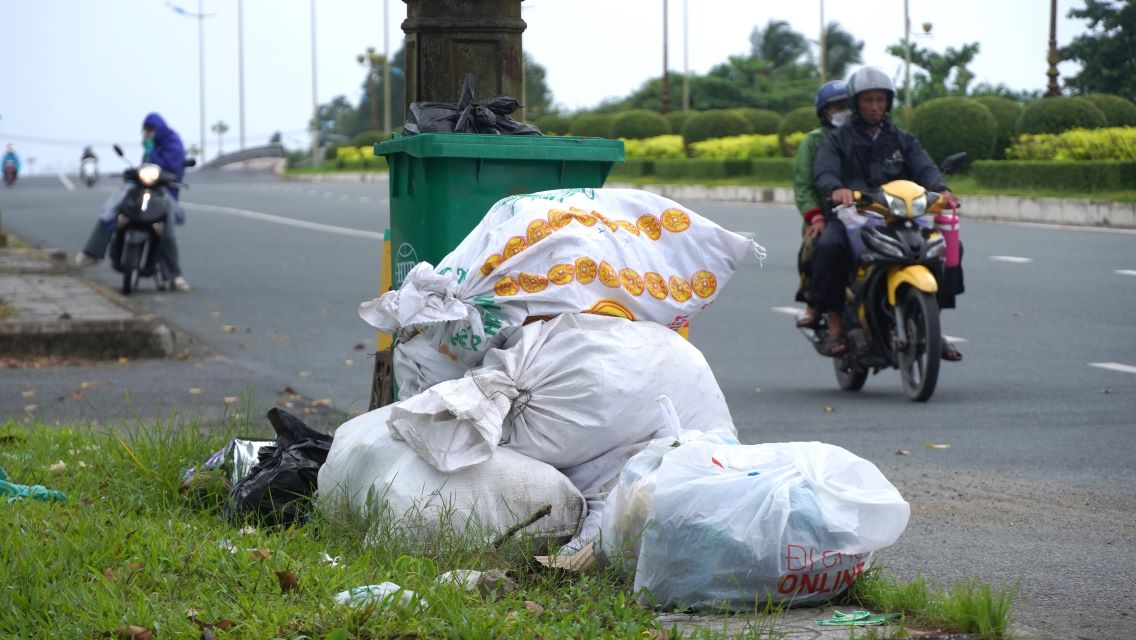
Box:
847 66 895 118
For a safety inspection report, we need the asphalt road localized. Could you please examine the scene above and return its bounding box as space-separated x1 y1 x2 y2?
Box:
3 171 1135 638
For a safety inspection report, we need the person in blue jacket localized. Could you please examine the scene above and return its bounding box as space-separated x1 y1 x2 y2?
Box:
2 144 20 179
75 113 190 291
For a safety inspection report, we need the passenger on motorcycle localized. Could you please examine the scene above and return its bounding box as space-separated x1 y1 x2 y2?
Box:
793 80 850 329
74 113 190 291
811 66 961 361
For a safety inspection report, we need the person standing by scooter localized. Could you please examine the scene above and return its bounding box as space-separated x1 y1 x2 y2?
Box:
74 113 190 291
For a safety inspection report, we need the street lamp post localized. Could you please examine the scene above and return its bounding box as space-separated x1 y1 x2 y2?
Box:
310 0 320 167
211 120 229 156
238 0 246 150
383 0 392 134
819 0 827 82
682 0 689 111
1045 0 1061 96
661 0 670 114
904 0 912 108
166 1 214 160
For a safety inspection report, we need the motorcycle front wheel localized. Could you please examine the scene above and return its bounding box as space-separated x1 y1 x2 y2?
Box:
121 244 142 295
896 287 941 402
834 356 868 391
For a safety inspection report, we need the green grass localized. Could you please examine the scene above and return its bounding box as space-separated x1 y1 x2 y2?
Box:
1 419 1018 639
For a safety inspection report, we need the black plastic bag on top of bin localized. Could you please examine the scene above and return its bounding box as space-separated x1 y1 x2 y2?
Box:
226 408 333 527
404 72 542 136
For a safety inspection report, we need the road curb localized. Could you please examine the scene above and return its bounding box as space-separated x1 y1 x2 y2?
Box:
0 248 175 360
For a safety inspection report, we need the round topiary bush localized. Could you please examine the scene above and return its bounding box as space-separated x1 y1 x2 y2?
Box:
681 110 753 146
1082 93 1136 127
533 113 571 135
610 109 670 139
570 113 616 138
909 97 998 164
779 106 819 137
974 96 1022 158
666 111 694 136
1016 96 1108 135
732 108 783 134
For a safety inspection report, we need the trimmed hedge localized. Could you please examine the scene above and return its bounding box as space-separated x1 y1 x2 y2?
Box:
910 97 998 164
972 160 1136 191
681 110 752 145
666 111 694 136
351 130 390 148
534 114 571 135
779 106 818 137
1006 127 1136 161
609 159 655 178
732 108 782 135
571 113 615 137
1016 97 1107 135
688 134 781 159
1082 94 1136 127
974 96 1023 159
611 109 670 139
622 135 685 159
608 157 794 183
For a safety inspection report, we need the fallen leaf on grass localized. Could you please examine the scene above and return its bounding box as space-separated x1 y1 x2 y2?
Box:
250 548 273 560
895 450 911 456
353 343 365 351
523 600 545 614
309 398 333 408
281 385 298 395
925 443 951 449
223 396 239 405
239 525 257 535
48 460 67 473
77 460 88 468
59 312 72 320
24 404 38 413
21 390 35 398
823 406 835 413
343 359 354 366
175 350 192 361
188 388 203 395
80 380 103 389
298 371 310 378
275 570 299 593
221 324 238 333
113 625 153 639
117 356 129 364
72 389 85 401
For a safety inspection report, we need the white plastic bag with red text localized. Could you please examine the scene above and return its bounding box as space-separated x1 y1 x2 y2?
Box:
620 441 909 610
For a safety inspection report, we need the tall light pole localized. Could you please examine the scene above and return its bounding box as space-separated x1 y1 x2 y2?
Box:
903 0 912 108
166 1 214 159
819 0 827 82
660 0 670 114
310 0 320 166
1045 0 1061 96
682 0 689 111
238 0 246 150
383 0 392 134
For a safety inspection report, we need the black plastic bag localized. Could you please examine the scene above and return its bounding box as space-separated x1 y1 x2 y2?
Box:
226 408 333 526
404 73 541 136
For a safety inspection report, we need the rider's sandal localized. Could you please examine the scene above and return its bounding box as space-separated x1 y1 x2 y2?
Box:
941 338 963 362
795 308 819 328
819 334 848 357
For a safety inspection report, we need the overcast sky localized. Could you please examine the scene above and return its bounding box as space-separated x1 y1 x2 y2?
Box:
0 0 1090 173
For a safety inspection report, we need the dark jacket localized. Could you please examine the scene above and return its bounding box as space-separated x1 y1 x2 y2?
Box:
141 113 186 199
812 116 947 217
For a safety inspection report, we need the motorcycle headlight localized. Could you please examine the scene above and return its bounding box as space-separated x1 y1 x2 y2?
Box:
911 194 928 217
137 164 161 186
884 193 909 218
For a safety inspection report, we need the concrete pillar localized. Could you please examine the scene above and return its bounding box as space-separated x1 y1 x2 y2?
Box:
401 0 526 116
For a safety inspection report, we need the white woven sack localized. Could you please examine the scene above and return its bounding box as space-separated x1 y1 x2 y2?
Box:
387 314 736 475
317 405 586 542
360 188 762 397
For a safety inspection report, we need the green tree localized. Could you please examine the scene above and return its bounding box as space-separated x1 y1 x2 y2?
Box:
314 95 359 137
886 42 981 105
749 20 810 72
523 52 554 118
356 46 408 134
819 22 864 79
1061 0 1136 98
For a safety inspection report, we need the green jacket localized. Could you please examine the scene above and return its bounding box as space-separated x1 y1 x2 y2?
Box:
793 127 827 217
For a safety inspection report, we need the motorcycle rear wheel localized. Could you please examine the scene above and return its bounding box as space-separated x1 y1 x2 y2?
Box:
896 287 941 402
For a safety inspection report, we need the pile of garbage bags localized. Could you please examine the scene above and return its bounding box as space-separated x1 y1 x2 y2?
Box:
313 187 910 610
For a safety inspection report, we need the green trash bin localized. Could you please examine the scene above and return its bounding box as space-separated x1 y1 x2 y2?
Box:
376 133 625 289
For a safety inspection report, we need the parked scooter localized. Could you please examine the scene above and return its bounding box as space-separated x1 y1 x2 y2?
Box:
80 157 98 187
108 144 195 294
801 152 967 402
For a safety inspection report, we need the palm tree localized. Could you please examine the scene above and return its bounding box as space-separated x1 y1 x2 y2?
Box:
821 22 864 80
749 20 809 71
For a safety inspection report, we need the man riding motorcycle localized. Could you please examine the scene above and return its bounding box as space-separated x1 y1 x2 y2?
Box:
74 113 190 291
2 144 20 184
811 66 961 361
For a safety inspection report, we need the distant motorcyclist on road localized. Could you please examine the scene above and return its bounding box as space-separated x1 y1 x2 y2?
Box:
2 144 20 184
74 113 191 291
81 146 98 162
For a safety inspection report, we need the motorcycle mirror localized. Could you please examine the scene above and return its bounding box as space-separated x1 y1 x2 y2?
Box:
183 158 197 168
939 152 969 176
113 144 125 158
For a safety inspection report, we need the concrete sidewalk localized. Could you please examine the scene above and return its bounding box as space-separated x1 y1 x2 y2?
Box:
0 247 173 360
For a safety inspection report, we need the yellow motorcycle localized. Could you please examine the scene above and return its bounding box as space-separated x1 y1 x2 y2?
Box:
804 153 966 402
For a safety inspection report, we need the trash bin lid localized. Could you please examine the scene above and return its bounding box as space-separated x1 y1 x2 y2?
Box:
375 133 624 162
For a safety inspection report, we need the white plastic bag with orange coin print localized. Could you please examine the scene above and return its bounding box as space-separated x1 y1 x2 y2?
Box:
359 188 763 398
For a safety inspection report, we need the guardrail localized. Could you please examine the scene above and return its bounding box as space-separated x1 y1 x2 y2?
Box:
199 144 287 170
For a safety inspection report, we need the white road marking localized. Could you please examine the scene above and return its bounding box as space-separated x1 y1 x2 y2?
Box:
1089 362 1136 375
358 196 372 203
943 335 967 343
1116 269 1136 277
772 306 804 316
990 255 1034 263
57 173 75 191
181 202 383 240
